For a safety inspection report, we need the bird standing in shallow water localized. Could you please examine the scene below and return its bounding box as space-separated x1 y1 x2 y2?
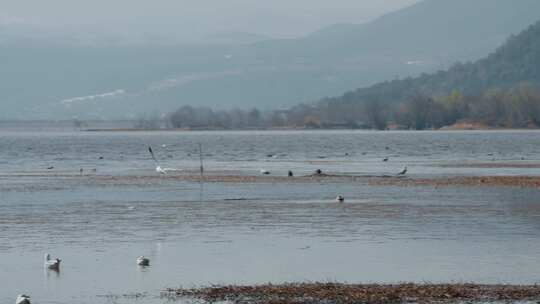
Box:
288 170 294 177
16 295 31 304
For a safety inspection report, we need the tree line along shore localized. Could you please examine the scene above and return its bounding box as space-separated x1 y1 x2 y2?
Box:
144 83 539 131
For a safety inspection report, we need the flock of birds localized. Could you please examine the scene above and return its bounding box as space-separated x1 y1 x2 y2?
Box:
148 145 408 205
15 254 151 304
50 145 407 179
258 158 407 204
257 152 407 178
22 147 408 303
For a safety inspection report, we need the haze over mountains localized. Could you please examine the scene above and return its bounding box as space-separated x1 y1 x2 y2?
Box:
290 19 540 131
323 19 540 107
1 0 419 43
2 0 540 120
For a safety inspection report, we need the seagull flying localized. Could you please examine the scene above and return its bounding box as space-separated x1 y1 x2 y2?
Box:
149 146 166 174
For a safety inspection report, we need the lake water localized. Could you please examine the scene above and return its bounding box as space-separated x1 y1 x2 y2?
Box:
1 130 540 304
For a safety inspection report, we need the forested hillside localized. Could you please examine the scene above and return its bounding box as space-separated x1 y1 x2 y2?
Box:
307 20 540 129
325 20 540 105
163 20 540 130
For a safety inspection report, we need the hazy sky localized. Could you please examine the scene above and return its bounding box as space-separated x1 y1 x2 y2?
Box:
1 0 420 40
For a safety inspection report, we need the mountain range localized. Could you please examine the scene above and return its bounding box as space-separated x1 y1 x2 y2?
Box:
323 19 540 106
2 0 540 120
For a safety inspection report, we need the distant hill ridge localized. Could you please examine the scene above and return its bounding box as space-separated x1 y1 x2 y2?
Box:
323 19 540 105
3 0 540 119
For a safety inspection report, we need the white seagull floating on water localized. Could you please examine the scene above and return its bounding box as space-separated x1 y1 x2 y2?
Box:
16 295 31 304
155 166 167 174
137 256 150 266
44 253 61 270
336 195 345 203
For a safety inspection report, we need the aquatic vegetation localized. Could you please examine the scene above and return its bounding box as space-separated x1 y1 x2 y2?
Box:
164 283 540 304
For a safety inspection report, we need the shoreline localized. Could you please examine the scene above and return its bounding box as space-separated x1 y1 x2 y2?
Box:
163 283 540 303
3 173 540 189
81 127 540 132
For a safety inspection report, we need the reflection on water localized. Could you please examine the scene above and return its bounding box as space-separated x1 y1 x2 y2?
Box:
1 130 540 304
45 268 61 279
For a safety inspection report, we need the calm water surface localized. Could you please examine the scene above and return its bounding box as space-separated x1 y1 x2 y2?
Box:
1 130 540 304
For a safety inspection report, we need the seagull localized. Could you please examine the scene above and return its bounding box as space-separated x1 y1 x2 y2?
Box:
149 146 166 174
397 166 408 176
260 169 270 175
137 256 150 266
16 295 31 304
336 195 345 203
383 157 389 162
44 253 61 270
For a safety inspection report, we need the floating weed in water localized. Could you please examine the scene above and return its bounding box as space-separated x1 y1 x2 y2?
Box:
163 283 540 304
97 292 150 304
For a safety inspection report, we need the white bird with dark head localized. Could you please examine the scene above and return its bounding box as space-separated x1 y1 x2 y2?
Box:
336 195 345 203
137 256 150 266
44 253 61 270
16 295 31 304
